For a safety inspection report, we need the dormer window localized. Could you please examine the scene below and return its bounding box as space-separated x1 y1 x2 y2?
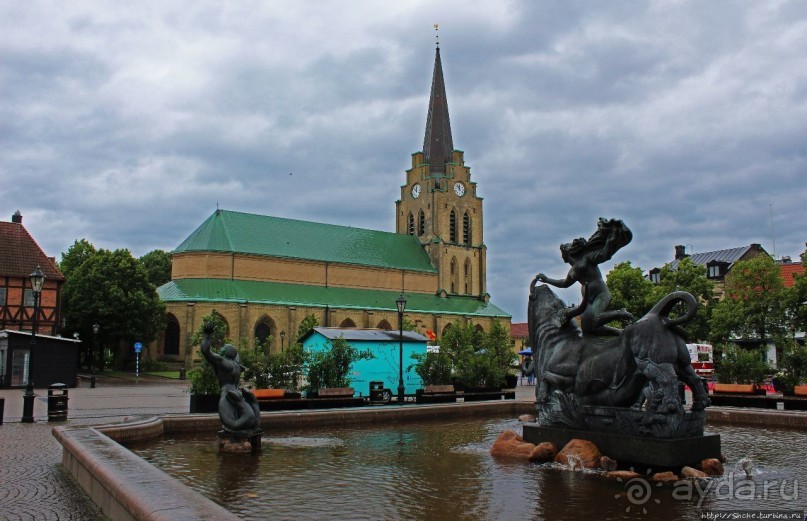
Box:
648 268 661 285
706 261 728 279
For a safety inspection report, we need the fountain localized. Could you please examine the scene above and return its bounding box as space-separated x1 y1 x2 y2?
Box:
522 218 721 468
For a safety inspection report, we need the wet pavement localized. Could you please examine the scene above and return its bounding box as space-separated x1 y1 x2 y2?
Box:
0 375 536 520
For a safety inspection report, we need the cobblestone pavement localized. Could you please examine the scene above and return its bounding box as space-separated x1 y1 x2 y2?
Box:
0 376 535 520
0 374 190 520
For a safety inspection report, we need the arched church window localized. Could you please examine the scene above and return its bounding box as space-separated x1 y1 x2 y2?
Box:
418 210 426 236
463 212 471 244
340 318 357 328
449 210 457 242
450 257 458 294
376 319 392 331
407 213 415 235
254 317 275 350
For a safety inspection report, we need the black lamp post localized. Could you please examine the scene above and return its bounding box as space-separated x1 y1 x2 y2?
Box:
92 323 100 373
396 293 407 405
29 266 46 346
280 330 286 353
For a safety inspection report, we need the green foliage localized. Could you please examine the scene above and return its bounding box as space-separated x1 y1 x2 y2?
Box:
139 249 172 288
304 336 373 393
709 256 788 345
775 339 807 390
715 344 772 385
415 320 516 388
141 358 169 372
652 258 715 341
241 338 305 391
59 239 97 279
402 318 418 332
61 245 166 369
606 261 654 323
187 311 231 395
785 250 807 336
296 314 319 341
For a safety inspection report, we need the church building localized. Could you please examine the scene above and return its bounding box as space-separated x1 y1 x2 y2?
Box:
152 45 511 365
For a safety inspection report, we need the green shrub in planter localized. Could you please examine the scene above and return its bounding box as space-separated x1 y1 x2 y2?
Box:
715 343 771 385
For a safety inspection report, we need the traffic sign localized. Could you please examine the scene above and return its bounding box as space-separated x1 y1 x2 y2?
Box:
134 342 143 353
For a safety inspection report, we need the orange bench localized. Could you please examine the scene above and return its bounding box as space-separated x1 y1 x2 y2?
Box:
252 389 286 400
795 386 807 397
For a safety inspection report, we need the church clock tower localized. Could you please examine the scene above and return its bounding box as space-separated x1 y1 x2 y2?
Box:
396 44 487 300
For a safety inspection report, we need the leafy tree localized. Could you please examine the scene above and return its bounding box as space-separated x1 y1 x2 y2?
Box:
709 255 788 346
187 311 230 395
139 249 172 288
429 320 515 388
62 247 166 371
784 249 807 336
715 343 771 385
304 336 373 393
296 314 319 341
652 257 715 341
605 261 654 323
59 239 97 279
409 350 452 386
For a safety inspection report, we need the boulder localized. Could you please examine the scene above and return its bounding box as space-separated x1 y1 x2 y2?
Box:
519 414 536 423
605 470 642 480
491 430 536 459
681 466 708 479
651 471 679 483
529 442 558 462
553 439 603 469
599 456 618 471
700 458 724 476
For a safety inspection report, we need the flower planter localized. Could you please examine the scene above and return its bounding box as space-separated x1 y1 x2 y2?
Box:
189 394 219 413
794 385 807 397
712 383 757 394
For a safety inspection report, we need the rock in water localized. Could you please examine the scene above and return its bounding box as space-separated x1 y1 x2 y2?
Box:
605 470 642 480
651 471 679 482
553 439 602 469
491 430 536 459
599 456 618 471
700 458 724 476
529 442 558 462
681 466 708 479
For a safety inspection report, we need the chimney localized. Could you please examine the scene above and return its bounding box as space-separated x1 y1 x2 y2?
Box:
11 210 22 224
674 244 687 260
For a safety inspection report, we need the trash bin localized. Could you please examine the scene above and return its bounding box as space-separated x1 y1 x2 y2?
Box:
48 383 68 422
369 381 385 404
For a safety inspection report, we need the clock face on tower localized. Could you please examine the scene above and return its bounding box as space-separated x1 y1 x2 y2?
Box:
411 184 421 199
453 182 465 196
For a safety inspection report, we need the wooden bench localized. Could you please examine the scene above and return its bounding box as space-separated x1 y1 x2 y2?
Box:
462 389 516 402
416 385 457 404
307 387 365 409
252 389 286 400
316 387 356 398
712 383 763 395
794 385 807 397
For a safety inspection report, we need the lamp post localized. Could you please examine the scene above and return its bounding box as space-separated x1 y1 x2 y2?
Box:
280 330 286 352
29 266 46 346
92 323 100 374
396 293 407 405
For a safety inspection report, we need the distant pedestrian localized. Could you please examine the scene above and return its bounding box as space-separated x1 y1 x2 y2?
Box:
522 355 535 386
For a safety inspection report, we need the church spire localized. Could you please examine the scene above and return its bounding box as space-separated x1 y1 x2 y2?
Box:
423 34 454 175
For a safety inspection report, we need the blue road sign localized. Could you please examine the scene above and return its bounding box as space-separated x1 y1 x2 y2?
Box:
134 342 143 353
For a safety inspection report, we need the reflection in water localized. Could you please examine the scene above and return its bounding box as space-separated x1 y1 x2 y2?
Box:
127 419 807 521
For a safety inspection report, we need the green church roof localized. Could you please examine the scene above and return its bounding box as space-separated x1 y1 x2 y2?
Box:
158 278 510 318
174 209 436 273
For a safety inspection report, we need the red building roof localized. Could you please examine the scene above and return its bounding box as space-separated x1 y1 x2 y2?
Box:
510 322 529 338
0 216 64 281
780 262 804 288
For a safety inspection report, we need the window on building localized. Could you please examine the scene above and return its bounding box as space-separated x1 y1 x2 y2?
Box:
418 210 426 236
407 213 415 235
11 349 30 386
463 213 471 244
450 257 458 293
648 269 661 285
24 289 35 307
164 316 180 356
464 259 472 294
449 210 457 242
0 287 6 306
340 318 356 328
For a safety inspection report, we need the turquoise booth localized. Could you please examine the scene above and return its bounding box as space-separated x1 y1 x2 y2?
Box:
300 327 427 396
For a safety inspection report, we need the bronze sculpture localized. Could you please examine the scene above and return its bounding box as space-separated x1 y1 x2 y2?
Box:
201 323 261 437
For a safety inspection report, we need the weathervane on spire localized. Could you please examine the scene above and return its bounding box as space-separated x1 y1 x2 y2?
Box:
434 23 439 48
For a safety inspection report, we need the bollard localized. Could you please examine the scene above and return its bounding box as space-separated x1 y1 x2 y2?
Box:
0 397 4 425
22 382 35 423
90 375 96 388
179 367 186 380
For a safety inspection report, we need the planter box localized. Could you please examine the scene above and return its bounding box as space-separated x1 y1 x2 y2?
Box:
189 394 219 414
713 383 757 395
795 386 807 397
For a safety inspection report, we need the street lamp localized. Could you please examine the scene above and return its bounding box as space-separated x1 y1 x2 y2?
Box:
29 266 46 345
280 330 286 353
396 293 407 405
92 323 100 373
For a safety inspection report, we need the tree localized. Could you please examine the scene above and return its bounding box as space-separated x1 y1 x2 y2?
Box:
296 314 319 341
62 247 166 371
429 320 516 388
59 239 97 279
651 257 715 341
709 255 788 346
304 336 373 393
605 261 654 324
139 249 172 288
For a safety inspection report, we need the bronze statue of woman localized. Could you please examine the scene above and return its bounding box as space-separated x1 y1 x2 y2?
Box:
534 218 633 336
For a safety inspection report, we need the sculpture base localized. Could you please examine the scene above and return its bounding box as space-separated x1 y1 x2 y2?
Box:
523 424 721 470
218 429 262 454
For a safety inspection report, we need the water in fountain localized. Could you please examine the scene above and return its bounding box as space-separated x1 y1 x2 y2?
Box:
566 454 584 471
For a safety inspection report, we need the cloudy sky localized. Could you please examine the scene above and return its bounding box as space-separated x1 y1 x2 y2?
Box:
2 1 805 322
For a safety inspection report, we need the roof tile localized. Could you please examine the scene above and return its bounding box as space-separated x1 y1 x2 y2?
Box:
0 222 64 280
